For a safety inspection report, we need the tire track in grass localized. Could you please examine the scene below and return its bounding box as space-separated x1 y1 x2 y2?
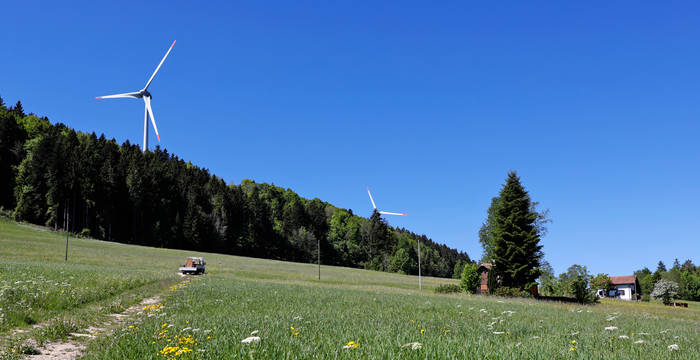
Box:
3 276 189 359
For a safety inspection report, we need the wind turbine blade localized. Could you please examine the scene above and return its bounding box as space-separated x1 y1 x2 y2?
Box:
379 211 407 216
143 40 176 91
366 187 377 209
144 97 161 142
96 92 141 99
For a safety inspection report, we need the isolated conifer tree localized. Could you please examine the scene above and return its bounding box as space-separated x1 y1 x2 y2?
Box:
490 171 543 289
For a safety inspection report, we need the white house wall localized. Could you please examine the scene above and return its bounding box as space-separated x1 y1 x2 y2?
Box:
615 284 634 301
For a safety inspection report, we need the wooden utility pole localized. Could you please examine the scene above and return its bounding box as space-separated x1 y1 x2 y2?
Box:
417 238 422 291
64 200 69 261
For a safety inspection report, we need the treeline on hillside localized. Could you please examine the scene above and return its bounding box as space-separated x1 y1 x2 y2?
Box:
633 259 700 301
0 98 470 277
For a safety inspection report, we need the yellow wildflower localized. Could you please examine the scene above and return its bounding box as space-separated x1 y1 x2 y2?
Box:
571 340 576 344
420 329 425 335
343 341 359 349
570 347 576 351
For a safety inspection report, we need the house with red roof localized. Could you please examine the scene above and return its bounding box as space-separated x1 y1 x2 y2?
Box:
596 276 641 301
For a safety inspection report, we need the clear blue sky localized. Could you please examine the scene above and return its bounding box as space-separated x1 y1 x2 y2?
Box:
2 1 698 276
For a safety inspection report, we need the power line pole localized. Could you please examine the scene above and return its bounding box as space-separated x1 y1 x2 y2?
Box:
417 238 422 291
64 200 69 261
317 237 321 281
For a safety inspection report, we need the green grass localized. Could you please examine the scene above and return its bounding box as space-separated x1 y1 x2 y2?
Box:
1 218 699 359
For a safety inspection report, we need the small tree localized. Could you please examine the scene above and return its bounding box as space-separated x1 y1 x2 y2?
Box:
487 267 499 293
590 273 612 294
651 279 679 304
460 263 479 294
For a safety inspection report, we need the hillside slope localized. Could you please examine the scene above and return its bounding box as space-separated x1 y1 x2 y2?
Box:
0 99 470 279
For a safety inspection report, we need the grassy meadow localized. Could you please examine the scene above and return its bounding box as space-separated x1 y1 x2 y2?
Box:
1 218 699 359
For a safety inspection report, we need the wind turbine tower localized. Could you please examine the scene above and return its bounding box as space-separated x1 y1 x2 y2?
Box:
366 187 421 291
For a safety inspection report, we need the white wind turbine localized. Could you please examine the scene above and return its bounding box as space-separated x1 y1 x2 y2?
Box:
366 187 422 291
366 187 407 217
96 41 176 152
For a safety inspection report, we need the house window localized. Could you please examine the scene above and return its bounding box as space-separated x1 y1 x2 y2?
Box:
619 290 625 296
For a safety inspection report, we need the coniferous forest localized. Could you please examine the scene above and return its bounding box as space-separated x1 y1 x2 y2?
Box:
0 98 471 277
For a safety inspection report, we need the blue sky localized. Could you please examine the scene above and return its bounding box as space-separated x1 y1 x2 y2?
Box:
2 1 698 276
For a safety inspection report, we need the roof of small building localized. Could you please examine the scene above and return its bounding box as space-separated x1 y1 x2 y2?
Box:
610 276 636 285
477 263 492 271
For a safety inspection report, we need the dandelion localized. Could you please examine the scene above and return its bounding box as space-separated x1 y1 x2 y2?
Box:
420 329 425 335
402 342 422 350
343 341 359 349
571 340 576 344
604 326 618 331
241 336 261 344
668 344 679 351
290 326 295 330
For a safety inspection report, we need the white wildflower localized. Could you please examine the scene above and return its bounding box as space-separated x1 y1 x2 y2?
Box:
493 331 505 335
668 344 679 351
634 340 645 344
479 309 487 313
619 335 629 339
532 336 540 339
250 330 259 335
401 342 422 350
570 331 579 336
660 329 670 334
241 336 261 343
604 326 618 331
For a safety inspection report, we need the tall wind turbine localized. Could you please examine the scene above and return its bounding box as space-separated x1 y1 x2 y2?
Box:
366 187 421 291
96 41 176 152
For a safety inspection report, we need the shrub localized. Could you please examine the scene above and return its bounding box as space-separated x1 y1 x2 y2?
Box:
460 263 479 294
434 284 462 294
78 228 91 238
641 294 650 302
491 287 533 298
651 279 679 304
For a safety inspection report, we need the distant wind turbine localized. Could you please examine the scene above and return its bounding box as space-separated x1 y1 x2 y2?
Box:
366 187 421 291
96 41 176 152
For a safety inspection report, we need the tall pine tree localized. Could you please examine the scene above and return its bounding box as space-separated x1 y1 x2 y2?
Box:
490 171 543 289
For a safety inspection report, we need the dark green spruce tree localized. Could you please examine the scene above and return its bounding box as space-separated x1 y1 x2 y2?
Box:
490 171 543 289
